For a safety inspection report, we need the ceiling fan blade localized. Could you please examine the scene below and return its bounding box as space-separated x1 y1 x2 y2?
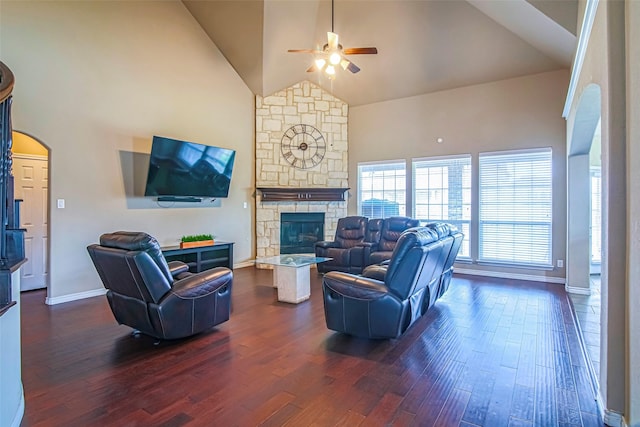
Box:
306 64 318 73
327 32 339 50
343 47 378 55
346 61 360 73
288 49 324 54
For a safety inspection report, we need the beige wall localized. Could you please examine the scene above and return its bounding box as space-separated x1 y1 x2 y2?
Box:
349 70 569 281
626 0 640 422
0 1 255 300
566 0 640 423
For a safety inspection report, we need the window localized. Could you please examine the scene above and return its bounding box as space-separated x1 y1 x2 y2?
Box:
413 155 471 258
358 161 406 218
479 148 552 267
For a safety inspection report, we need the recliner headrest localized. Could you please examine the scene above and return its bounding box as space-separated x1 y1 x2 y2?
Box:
385 216 420 231
425 222 455 239
100 231 160 251
399 227 438 247
99 231 173 283
340 216 367 230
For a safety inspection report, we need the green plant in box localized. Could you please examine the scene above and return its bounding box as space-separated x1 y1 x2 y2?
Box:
181 234 214 243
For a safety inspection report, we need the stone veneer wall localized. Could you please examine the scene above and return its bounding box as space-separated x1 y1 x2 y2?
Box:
255 81 348 258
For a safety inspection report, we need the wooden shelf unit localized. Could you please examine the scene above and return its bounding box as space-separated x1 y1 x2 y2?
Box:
162 241 234 272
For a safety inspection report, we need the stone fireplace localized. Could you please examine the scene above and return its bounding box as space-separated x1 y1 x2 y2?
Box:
280 212 324 254
255 81 349 259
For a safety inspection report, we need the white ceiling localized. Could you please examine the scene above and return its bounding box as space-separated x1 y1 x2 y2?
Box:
182 0 577 106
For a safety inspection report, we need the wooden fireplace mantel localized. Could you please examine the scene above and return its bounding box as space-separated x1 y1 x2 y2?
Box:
257 187 349 202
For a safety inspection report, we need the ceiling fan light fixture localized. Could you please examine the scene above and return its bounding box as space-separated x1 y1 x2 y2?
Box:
288 0 377 77
315 58 327 70
329 52 341 65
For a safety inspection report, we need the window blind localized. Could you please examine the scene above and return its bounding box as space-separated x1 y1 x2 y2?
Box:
478 148 552 266
413 155 471 257
358 161 406 218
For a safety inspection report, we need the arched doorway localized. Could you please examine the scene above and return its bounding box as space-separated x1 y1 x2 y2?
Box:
11 131 50 295
566 83 602 385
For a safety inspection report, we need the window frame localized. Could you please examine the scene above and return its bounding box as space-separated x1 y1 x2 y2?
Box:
412 154 472 259
357 159 407 218
478 147 553 268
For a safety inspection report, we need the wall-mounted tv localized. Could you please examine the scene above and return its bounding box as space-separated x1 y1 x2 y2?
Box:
144 136 236 201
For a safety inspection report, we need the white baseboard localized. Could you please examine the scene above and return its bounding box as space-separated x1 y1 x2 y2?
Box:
604 408 627 427
233 261 255 269
454 267 566 284
565 284 592 295
45 288 106 305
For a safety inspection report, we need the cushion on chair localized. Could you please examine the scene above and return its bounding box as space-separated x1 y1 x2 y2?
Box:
100 231 173 283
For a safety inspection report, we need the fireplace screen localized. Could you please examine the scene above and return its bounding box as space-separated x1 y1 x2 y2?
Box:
280 212 325 254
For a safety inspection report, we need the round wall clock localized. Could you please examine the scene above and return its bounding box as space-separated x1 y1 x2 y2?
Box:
280 124 326 169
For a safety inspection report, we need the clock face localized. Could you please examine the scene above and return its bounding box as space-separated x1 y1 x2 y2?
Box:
280 124 326 169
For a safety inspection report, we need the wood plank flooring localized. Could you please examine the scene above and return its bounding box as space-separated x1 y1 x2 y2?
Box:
19 268 603 426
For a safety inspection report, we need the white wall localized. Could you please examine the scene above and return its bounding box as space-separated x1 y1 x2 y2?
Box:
566 0 640 422
349 70 569 281
0 272 24 427
0 1 255 300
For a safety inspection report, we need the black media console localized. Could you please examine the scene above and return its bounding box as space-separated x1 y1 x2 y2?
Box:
162 241 234 272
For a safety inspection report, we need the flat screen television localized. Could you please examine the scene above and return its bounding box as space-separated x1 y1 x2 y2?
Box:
144 136 236 201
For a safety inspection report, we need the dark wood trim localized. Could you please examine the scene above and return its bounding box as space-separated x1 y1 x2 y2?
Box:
257 187 349 202
0 62 14 104
0 300 16 317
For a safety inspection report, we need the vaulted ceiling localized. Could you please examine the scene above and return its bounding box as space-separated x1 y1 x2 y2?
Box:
182 0 577 106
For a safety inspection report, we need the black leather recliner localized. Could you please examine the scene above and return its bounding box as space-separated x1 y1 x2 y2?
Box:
322 227 446 339
426 223 464 298
87 231 232 340
315 216 368 274
367 216 420 266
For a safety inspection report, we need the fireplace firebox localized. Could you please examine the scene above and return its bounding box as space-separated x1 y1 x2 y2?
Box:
280 213 325 254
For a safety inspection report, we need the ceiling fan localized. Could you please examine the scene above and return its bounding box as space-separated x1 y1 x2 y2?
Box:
288 0 378 78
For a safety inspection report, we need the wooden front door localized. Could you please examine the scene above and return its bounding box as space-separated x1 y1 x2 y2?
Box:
13 155 49 291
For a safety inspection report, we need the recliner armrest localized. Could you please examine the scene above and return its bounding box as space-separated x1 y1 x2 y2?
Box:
315 241 339 249
169 267 232 299
362 264 388 282
323 271 389 300
168 261 190 277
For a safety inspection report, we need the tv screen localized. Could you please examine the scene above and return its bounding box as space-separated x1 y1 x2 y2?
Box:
144 136 236 199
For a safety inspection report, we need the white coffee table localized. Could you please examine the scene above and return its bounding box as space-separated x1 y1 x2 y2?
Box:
255 254 331 303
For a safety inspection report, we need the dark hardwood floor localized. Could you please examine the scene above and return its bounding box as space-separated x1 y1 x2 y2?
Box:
19 268 603 426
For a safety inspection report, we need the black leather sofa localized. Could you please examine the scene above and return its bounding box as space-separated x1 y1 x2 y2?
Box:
87 231 233 340
315 216 368 274
366 216 420 266
315 216 419 274
322 224 463 339
426 222 464 298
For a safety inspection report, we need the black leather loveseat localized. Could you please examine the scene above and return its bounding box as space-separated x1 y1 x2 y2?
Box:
315 216 419 274
87 231 233 340
322 224 463 339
